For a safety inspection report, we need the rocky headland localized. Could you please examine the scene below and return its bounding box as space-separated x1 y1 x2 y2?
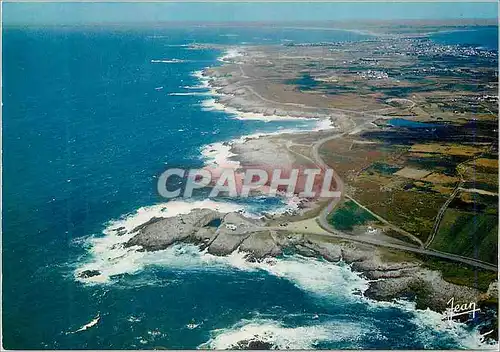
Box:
80 208 497 318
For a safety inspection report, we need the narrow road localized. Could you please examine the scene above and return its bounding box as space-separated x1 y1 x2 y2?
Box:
294 117 497 272
241 84 389 118
424 181 463 248
425 153 486 249
264 221 497 271
233 62 497 272
309 116 382 222
345 195 424 247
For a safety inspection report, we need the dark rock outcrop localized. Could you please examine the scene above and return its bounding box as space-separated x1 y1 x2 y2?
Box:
119 207 493 316
125 209 223 251
207 212 261 256
232 339 275 350
78 270 101 279
239 231 282 260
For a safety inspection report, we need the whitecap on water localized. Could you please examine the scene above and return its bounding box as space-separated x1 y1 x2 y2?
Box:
73 193 306 285
74 199 244 284
151 59 189 64
67 314 100 334
200 97 324 123
73 200 494 349
77 225 369 304
242 255 370 299
198 318 368 349
198 124 327 170
366 298 498 349
218 48 244 63
169 92 211 96
194 49 338 127
200 140 241 169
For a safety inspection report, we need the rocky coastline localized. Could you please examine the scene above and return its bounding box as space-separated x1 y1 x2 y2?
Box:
79 208 497 321
76 45 498 345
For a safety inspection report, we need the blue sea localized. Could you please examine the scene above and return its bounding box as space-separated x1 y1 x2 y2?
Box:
429 26 498 50
2 25 497 349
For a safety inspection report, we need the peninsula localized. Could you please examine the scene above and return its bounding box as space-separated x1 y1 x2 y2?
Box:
79 20 498 340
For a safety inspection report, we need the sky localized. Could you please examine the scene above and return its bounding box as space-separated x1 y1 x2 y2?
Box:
2 2 498 26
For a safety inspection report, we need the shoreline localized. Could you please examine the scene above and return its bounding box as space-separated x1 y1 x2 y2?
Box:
74 46 498 347
196 47 352 125
195 47 499 340
195 46 343 197
75 203 498 348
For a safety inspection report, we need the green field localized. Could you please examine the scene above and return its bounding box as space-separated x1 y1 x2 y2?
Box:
328 200 379 231
366 162 402 175
430 208 498 264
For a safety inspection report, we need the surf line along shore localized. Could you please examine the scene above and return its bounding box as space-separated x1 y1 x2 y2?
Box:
188 46 498 324
78 45 497 344
194 44 497 269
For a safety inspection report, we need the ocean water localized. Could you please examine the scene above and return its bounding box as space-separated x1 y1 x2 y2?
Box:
429 26 498 50
2 25 496 349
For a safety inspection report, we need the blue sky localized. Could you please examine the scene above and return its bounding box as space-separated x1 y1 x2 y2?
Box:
3 2 498 25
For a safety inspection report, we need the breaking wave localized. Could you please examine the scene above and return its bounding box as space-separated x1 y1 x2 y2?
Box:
151 59 189 64
199 318 368 349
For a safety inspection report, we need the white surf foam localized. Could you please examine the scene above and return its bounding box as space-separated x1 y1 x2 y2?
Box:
168 92 211 96
191 70 210 89
71 42 494 350
75 200 368 298
193 49 338 126
218 48 244 63
198 117 331 171
182 85 208 90
74 200 245 284
199 86 335 127
74 208 492 349
200 140 241 169
77 211 370 299
268 195 302 216
190 49 336 126
247 255 370 299
67 315 100 334
151 59 188 64
367 298 498 349
201 98 318 122
201 298 497 350
406 301 499 350
199 318 368 349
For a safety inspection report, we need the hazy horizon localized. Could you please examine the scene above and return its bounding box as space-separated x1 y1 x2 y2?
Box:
3 2 498 26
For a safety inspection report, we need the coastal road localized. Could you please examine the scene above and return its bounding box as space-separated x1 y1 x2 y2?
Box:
344 195 424 247
241 83 389 118
264 219 497 271
309 115 383 225
292 116 498 272
233 62 497 272
313 207 497 271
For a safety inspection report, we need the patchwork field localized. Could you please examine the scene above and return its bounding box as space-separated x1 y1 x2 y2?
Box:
208 29 498 266
320 119 498 253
